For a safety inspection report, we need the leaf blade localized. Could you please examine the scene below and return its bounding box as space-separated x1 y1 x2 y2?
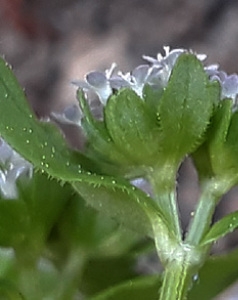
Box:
0 57 95 178
201 210 238 246
72 176 166 238
104 88 160 166
158 54 219 161
90 275 161 300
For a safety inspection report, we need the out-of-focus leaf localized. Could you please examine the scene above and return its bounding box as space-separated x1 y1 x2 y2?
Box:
188 248 238 300
72 177 171 240
17 172 72 255
58 193 141 256
0 199 29 248
90 275 161 300
0 279 24 300
0 171 72 252
81 255 140 297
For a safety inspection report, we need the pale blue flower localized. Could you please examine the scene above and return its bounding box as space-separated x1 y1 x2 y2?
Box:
51 104 83 126
209 70 238 107
0 138 32 199
72 63 117 105
55 47 238 130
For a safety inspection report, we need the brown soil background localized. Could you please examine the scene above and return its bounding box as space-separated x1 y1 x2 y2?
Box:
1 1 238 298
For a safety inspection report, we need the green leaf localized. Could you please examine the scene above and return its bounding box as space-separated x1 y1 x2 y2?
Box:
226 111 238 153
56 194 118 251
143 84 164 114
72 177 165 238
17 172 73 253
0 172 72 252
208 99 234 175
0 57 95 178
193 99 238 188
0 279 24 300
0 57 174 248
2 256 60 300
210 100 232 147
90 275 161 300
81 255 139 297
192 100 232 179
77 90 131 171
0 200 29 248
188 249 238 300
158 53 219 162
104 88 160 166
201 210 238 246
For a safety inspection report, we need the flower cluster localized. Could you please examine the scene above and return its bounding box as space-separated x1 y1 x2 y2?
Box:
72 47 205 102
206 64 238 107
0 138 32 199
53 47 238 128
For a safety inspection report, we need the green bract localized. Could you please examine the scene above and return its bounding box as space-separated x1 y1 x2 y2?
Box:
158 54 220 164
193 99 238 196
79 54 220 181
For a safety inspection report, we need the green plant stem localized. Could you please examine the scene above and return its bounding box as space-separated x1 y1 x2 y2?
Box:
185 194 216 245
157 191 181 239
148 166 182 241
185 178 234 245
159 176 236 299
151 174 233 299
159 262 190 300
148 167 238 299
159 244 203 300
148 166 196 300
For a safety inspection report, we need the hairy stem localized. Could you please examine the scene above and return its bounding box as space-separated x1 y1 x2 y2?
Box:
186 177 234 245
159 244 203 300
148 165 182 241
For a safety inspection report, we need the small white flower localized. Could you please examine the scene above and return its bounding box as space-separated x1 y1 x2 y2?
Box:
72 64 117 105
221 74 238 101
71 47 195 106
0 138 32 199
143 46 206 88
57 47 238 131
51 104 82 126
211 72 238 101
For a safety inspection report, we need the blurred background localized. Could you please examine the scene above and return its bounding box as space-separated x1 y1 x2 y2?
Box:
1 1 238 298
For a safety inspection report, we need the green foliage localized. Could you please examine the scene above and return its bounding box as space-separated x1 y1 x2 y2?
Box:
0 57 96 179
201 210 238 246
56 191 142 256
158 54 219 163
89 249 238 300
193 100 232 179
0 279 24 299
0 172 71 257
1 52 238 300
78 89 130 170
104 89 160 166
91 275 162 300
72 179 166 238
80 255 138 296
0 199 29 248
0 56 170 241
188 249 238 300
